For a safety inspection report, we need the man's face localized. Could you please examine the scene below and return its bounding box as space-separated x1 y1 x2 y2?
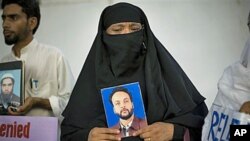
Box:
2 4 30 45
112 91 134 120
1 78 14 95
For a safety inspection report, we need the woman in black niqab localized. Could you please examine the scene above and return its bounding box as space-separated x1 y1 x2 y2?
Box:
61 2 208 141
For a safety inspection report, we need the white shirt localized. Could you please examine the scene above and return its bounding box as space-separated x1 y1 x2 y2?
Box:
0 39 74 120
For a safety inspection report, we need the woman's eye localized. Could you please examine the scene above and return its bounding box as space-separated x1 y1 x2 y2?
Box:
131 27 140 31
112 28 122 32
130 25 141 31
113 29 121 32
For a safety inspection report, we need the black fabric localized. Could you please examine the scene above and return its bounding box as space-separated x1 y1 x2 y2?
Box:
61 2 208 141
102 30 144 77
103 3 142 29
122 127 127 137
173 124 185 141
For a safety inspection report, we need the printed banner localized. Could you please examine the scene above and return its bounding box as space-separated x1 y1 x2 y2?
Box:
0 116 58 141
202 104 250 141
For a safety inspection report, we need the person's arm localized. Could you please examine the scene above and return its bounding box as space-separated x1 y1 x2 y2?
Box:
61 114 121 141
9 55 74 116
48 55 74 118
61 119 91 141
8 96 51 115
172 124 202 141
32 97 51 110
172 124 185 140
165 102 208 141
239 101 250 114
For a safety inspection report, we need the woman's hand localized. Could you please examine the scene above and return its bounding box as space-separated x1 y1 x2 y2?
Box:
133 122 174 141
88 127 121 141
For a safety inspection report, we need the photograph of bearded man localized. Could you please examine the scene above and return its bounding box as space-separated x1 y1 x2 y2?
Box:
0 73 20 114
108 86 147 138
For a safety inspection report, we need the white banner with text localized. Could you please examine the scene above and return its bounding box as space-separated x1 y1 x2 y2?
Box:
0 116 58 141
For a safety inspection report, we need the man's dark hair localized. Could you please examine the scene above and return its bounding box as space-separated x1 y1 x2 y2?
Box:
1 0 41 34
109 87 133 106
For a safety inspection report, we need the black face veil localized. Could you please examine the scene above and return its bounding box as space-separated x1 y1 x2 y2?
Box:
61 2 208 141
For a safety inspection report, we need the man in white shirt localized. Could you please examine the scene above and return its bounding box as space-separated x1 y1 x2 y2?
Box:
0 0 74 120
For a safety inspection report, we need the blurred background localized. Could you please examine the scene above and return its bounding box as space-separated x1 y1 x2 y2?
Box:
0 0 249 108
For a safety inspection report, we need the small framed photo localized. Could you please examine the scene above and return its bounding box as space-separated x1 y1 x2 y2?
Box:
101 82 148 138
0 61 24 115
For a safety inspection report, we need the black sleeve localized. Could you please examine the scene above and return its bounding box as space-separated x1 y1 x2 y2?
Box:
166 102 208 141
61 114 106 141
173 124 185 140
61 118 90 141
172 124 203 141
